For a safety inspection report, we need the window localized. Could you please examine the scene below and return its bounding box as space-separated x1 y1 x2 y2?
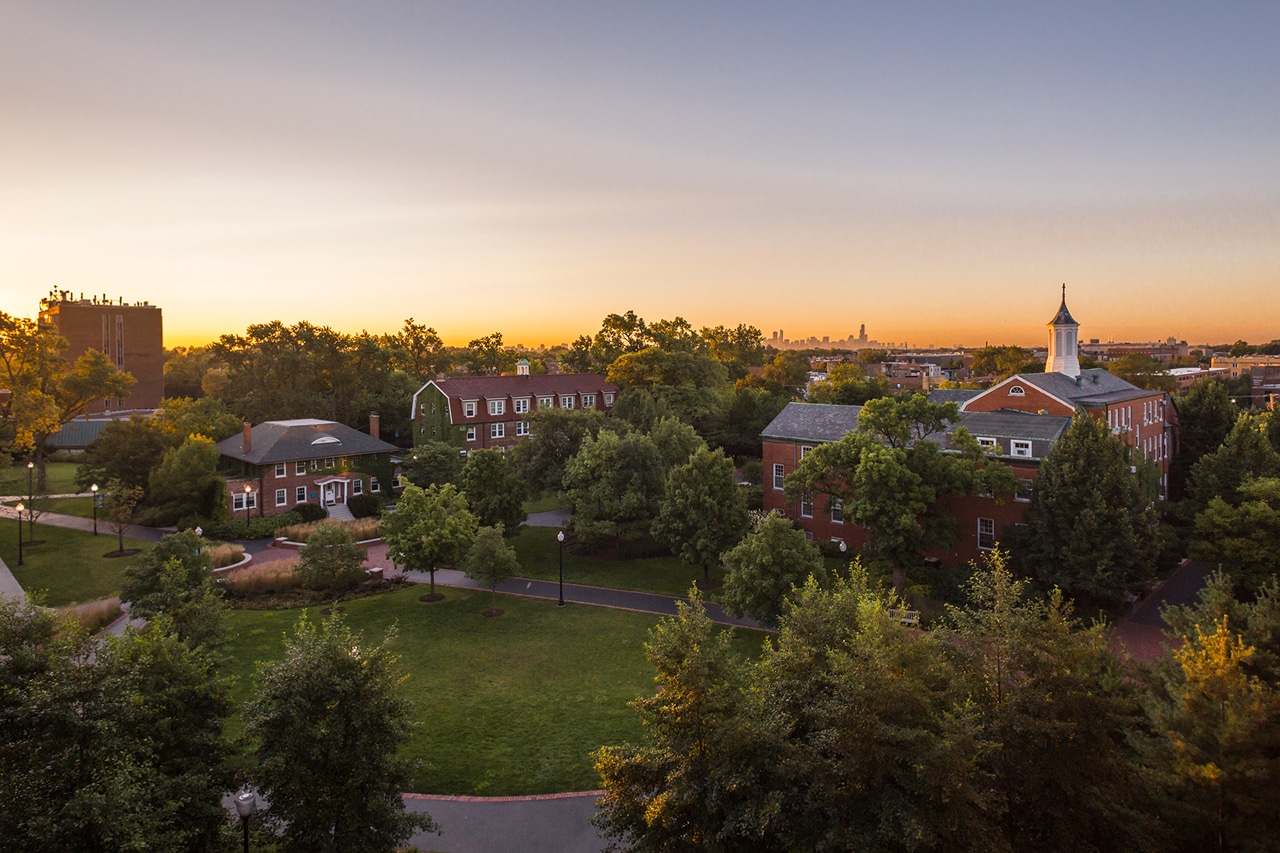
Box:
490 422 505 439
488 399 505 416
514 398 529 414
773 463 786 490
370 477 380 493
311 459 319 470
978 518 995 550
296 461 307 476
800 445 813 458
977 437 998 452
466 426 477 442
353 479 363 495
830 498 843 524
295 486 307 503
560 395 575 410
324 457 334 468
1008 385 1026 396
275 489 287 506
582 394 596 408
800 493 813 518
275 463 286 478
1014 479 1033 502
516 421 530 436
233 492 257 511
538 395 553 409
604 392 614 406
1011 440 1032 458
804 531 814 541
464 401 477 418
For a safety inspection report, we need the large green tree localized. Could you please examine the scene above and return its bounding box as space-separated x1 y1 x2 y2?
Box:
247 615 436 853
460 448 527 532
970 345 1039 379
1172 380 1241 499
401 439 464 490
380 483 477 596
808 363 894 406
1191 477 1280 597
1187 413 1280 509
1015 411 1161 608
75 416 171 494
461 524 521 613
296 521 367 590
652 446 748 583
563 430 665 550
607 347 730 428
719 511 824 624
147 434 226 523
508 407 605 494
1107 354 1176 392
153 395 242 442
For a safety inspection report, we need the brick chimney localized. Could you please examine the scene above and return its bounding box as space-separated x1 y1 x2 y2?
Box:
242 422 252 454
369 412 380 440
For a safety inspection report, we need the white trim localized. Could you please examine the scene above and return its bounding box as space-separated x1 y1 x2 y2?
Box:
513 397 530 414
1011 439 1032 458
275 488 287 507
977 517 995 550
275 463 286 477
490 422 505 439
963 374 1077 413
295 486 307 503
488 399 505 416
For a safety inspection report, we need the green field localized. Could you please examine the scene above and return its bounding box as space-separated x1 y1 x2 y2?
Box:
222 586 766 795
0 461 81 497
1 522 153 605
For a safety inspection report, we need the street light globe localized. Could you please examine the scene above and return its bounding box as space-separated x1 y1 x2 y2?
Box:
244 484 251 493
15 502 23 513
557 531 565 543
234 789 256 818
839 540 847 554
195 526 203 538
91 483 98 493
27 461 33 470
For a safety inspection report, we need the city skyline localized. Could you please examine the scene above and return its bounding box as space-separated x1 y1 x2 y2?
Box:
2 3 1277 348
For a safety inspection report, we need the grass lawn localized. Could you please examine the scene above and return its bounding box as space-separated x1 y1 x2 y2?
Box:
523 493 569 514
9 496 95 519
222 586 767 796
1 522 153 605
510 526 726 598
0 461 81 497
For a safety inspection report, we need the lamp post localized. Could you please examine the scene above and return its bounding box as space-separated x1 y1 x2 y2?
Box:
234 789 256 853
243 484 252 529
556 530 566 607
90 483 99 535
14 501 24 567
838 540 848 577
194 526 203 556
26 460 34 544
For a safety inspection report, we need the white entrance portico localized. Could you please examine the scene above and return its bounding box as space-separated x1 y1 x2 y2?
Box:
314 476 353 507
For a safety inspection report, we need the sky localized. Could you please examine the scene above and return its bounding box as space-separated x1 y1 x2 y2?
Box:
2 1 1277 349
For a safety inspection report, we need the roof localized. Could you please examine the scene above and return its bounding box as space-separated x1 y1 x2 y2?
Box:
928 389 981 406
419 374 618 402
217 420 398 465
1048 295 1078 326
953 410 1072 442
1016 369 1152 406
761 403 862 442
45 418 114 450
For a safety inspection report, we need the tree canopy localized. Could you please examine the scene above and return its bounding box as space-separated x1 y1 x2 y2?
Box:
651 446 748 581
719 511 824 623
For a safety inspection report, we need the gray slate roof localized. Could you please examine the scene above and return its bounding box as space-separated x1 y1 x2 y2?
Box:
928 389 981 406
45 418 113 450
1048 295 1078 326
1017 369 1151 406
952 410 1072 442
761 403 862 442
217 419 398 465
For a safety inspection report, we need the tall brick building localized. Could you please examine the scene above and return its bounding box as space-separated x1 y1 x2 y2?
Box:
37 291 164 413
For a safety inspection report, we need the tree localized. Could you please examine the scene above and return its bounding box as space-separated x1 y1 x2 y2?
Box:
563 430 665 550
153 395 242 442
1107 354 1176 392
508 407 605 494
1191 478 1280 597
121 529 225 649
147 434 226 523
787 394 1014 593
611 386 674 433
75 415 170 494
380 483 477 596
1188 413 1280 509
970 345 1038 379
297 521 367 590
648 415 707 471
1015 411 1160 608
463 332 517 375
652 447 748 584
1173 380 1241 498
460 448 527 532
462 524 520 613
943 549 1159 852
385 317 448 377
0 598 233 852
102 477 143 556
719 511 824 623
808 363 894 405
700 385 788 461
247 615 436 853
607 347 730 428
401 439 464 489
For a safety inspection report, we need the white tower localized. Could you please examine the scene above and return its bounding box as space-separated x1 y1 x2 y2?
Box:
1045 285 1081 377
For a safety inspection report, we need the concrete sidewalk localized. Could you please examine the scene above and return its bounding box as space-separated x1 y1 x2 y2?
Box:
405 791 605 853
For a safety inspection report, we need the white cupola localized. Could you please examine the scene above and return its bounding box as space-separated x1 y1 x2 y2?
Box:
1045 285 1081 378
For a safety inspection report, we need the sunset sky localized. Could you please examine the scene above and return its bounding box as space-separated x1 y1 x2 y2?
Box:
2 2 1277 349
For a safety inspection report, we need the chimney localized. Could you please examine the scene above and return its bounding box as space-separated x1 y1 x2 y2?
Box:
369 412 380 440
242 422 252 454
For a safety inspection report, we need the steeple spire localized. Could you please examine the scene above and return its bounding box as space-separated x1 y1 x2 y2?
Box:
1045 284 1081 377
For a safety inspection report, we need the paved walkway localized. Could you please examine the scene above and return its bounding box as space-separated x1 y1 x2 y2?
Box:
404 792 604 853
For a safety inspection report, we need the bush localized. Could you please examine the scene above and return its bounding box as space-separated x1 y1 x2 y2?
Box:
295 503 327 523
277 517 380 545
740 483 763 512
296 522 365 591
220 562 300 595
196 511 302 541
59 597 122 633
740 458 763 486
204 542 245 570
348 494 382 519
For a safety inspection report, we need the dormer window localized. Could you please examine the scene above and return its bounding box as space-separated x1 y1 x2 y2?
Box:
1008 385 1026 396
464 401 477 418
311 435 341 445
488 399 505 416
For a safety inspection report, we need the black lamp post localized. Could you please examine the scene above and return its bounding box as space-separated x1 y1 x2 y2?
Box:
556 530 566 607
90 483 99 535
25 460 34 544
234 789 256 853
14 501 24 567
243 484 252 528
838 540 847 577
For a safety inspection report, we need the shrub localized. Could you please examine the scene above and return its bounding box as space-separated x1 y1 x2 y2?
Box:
295 503 327 523
220 562 300 595
204 542 245 570
196 511 302 542
59 597 122 633
278 518 380 544
296 522 365 591
740 458 763 486
348 493 382 519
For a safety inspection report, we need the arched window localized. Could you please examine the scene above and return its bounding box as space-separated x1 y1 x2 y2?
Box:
1008 385 1026 396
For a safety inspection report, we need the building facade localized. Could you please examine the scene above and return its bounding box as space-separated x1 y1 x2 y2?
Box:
411 366 618 452
38 291 164 413
216 418 397 518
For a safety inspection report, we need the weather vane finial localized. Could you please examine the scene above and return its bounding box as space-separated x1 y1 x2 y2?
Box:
1061 283 1066 300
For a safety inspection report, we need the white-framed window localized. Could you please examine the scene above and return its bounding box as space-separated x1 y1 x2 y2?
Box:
1011 440 1032 458
324 457 334 468
1008 385 1026 396
296 461 307 476
311 459 319 470
514 398 530 414
464 401 477 418
353 479 363 495
830 497 843 524
275 488 287 507
466 426 477 441
773 463 786 490
488 399 505 416
560 395 575 409
977 517 996 550
604 392 615 406
370 477 380 493
516 421 530 436
233 492 257 511
296 486 307 503
491 422 505 439
582 394 596 408
800 445 813 458
1015 479 1033 502
538 395 553 408
275 463 286 478
977 437 998 452
800 493 813 518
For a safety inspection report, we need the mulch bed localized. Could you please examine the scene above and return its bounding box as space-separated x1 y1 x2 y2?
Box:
419 593 445 603
103 549 141 558
694 578 723 591
482 608 505 618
